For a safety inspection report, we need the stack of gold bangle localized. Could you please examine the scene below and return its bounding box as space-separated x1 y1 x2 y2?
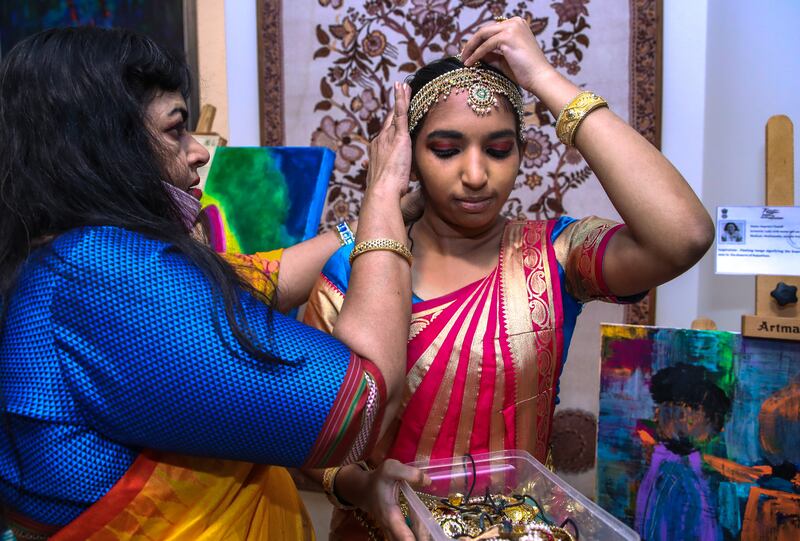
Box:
555 90 608 146
349 238 413 266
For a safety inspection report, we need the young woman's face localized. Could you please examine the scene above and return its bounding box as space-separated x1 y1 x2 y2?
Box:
413 90 520 233
146 91 210 192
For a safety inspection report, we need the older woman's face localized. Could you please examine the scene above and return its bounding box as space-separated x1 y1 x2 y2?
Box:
413 91 520 233
145 91 209 193
725 223 737 234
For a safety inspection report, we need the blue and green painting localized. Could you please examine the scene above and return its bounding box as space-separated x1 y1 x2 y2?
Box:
1 1 185 57
597 324 800 541
199 147 334 254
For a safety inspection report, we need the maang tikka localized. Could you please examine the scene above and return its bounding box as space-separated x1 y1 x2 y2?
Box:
408 62 526 140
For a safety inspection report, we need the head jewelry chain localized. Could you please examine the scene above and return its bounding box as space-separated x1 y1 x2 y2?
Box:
408 63 526 141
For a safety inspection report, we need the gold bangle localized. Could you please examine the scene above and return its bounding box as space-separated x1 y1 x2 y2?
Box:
322 466 355 510
322 461 370 510
349 238 413 266
555 90 608 146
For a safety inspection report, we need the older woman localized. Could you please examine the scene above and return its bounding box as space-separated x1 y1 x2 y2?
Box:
0 27 420 540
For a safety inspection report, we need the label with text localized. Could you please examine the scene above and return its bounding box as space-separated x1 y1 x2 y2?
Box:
716 206 800 276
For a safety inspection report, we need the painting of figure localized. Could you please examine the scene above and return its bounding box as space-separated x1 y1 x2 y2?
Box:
597 324 800 541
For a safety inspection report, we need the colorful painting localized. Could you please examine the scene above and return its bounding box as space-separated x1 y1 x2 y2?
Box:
199 147 335 254
1 1 197 118
0 1 187 57
597 324 800 541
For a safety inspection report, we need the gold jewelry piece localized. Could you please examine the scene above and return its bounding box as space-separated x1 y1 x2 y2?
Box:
349 238 413 266
322 466 355 510
494 16 507 22
408 66 526 139
555 90 608 146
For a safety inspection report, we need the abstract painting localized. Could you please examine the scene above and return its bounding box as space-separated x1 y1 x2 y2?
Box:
0 0 196 117
597 324 800 541
199 146 335 254
1 1 187 58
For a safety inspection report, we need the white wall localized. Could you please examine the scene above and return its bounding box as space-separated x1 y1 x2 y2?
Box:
224 0 260 146
656 0 709 329
658 0 800 331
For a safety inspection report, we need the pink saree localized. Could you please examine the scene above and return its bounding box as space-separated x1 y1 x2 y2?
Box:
304 217 625 539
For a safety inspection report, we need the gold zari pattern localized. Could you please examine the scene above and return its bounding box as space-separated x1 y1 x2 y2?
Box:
555 91 608 146
408 66 526 138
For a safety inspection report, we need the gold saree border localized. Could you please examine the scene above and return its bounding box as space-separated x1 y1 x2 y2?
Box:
500 221 561 462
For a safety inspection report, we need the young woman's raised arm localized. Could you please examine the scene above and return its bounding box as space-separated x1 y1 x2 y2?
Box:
461 18 714 296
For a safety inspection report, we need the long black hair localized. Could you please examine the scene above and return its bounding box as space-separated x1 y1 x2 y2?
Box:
0 27 280 364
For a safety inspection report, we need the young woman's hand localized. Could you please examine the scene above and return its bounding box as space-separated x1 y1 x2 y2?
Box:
460 17 556 97
366 82 413 200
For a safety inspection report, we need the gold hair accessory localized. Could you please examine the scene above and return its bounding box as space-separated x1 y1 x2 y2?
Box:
408 65 526 140
494 16 507 22
555 90 608 146
349 238 413 266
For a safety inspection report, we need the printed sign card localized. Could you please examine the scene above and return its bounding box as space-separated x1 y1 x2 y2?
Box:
715 206 800 276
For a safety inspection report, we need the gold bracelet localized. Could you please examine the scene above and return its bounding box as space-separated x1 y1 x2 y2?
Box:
349 238 413 266
322 466 355 510
555 90 608 146
322 461 370 510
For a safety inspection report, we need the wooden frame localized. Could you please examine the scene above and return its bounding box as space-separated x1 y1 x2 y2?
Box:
257 0 285 146
624 0 663 325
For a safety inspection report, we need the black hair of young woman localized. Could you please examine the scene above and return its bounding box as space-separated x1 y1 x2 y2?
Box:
0 27 281 365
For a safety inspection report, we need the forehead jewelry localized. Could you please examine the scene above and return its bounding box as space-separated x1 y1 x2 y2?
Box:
408 65 526 141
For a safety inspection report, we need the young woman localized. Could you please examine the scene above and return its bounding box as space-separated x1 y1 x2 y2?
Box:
0 27 422 540
302 18 715 540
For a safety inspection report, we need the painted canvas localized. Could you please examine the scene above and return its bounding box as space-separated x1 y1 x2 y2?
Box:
0 1 186 57
597 324 800 541
0 1 197 119
199 147 335 254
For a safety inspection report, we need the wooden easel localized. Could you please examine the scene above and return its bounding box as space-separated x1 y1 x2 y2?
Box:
741 115 800 341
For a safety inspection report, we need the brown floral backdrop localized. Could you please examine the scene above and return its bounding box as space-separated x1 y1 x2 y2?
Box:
259 0 661 496
260 0 659 326
302 0 594 225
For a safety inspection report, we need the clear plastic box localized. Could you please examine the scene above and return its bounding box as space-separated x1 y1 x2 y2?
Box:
400 450 639 541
